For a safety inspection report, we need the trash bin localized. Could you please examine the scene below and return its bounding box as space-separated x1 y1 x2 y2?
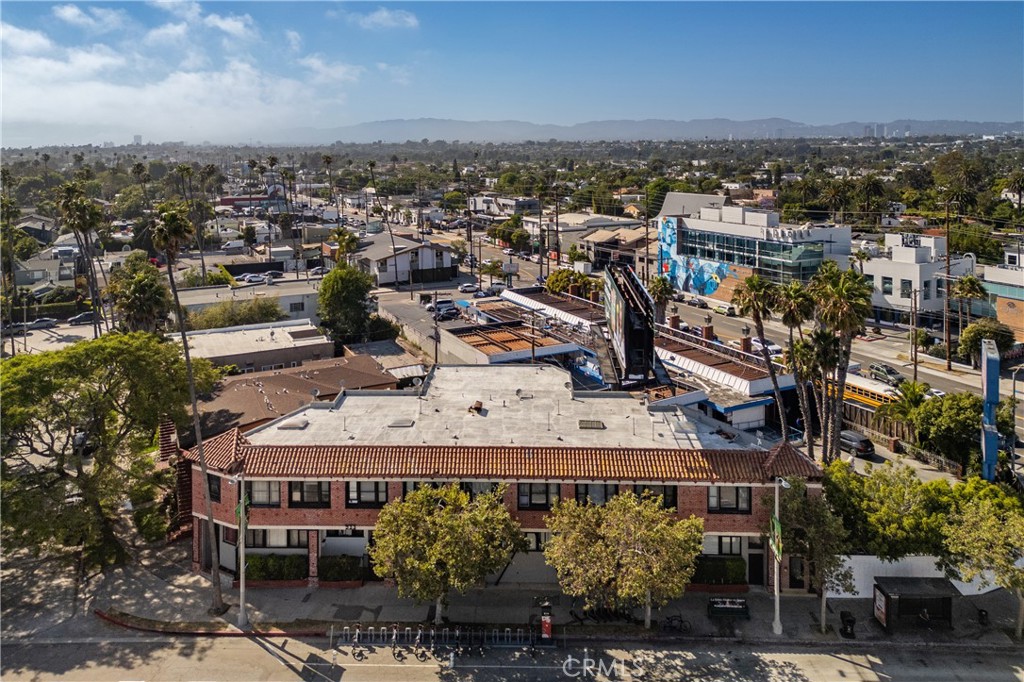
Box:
978 609 989 626
840 611 856 638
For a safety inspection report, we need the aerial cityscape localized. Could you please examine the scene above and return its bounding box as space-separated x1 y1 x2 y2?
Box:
1 2 1023 681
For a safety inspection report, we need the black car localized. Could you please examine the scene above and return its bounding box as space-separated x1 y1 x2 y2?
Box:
434 308 460 321
264 270 285 279
68 311 95 325
686 297 709 309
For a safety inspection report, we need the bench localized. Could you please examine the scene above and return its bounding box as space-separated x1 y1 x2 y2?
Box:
707 597 750 619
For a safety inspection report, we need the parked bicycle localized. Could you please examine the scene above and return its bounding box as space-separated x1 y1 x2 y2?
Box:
351 624 365 661
660 614 693 634
414 625 429 661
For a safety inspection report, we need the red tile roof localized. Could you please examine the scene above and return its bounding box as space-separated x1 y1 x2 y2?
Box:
183 430 822 483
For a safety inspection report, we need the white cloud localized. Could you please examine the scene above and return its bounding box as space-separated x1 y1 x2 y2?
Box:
0 22 55 54
204 13 256 39
143 21 189 45
346 8 419 30
285 29 302 53
52 5 126 32
149 0 202 23
298 55 363 84
376 62 411 86
5 44 125 83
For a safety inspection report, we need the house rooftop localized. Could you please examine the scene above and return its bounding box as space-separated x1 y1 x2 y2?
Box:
177 319 330 359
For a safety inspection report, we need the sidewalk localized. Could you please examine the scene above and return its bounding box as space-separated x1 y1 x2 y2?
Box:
4 540 1020 651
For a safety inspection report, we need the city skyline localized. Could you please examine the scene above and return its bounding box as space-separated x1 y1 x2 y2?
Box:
1 1 1022 147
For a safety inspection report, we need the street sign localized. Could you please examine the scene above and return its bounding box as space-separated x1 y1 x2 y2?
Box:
235 495 250 521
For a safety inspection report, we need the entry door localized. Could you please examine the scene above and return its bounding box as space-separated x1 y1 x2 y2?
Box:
747 552 765 586
788 555 805 589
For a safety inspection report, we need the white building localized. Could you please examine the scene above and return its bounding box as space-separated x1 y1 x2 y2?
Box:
856 233 975 324
353 233 456 286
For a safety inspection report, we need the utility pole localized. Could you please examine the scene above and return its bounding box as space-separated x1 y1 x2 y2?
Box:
910 289 919 382
554 185 561 270
944 202 952 371
432 291 439 365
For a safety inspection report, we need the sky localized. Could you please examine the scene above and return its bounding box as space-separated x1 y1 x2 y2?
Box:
1 1 1022 147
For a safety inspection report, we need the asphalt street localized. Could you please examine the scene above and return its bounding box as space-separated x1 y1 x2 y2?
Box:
3 636 1022 682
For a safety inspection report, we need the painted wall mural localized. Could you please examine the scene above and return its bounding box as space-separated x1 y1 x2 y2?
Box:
657 217 749 299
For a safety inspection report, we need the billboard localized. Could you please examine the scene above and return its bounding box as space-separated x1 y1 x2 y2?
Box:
603 265 655 383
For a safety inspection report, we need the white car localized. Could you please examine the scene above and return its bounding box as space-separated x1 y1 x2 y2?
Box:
925 388 947 399
751 338 784 356
502 247 515 255
458 283 479 293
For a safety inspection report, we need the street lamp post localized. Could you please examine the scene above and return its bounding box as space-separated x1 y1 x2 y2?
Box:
230 462 249 629
772 476 791 636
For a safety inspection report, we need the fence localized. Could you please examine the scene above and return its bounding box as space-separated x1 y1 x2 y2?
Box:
332 624 536 649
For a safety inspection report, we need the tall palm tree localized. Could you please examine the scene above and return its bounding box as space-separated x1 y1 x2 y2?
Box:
153 201 226 615
647 275 673 323
321 154 334 213
57 183 104 340
856 174 887 227
731 274 787 439
246 158 258 226
175 164 208 282
819 180 848 223
774 280 816 458
810 262 873 463
367 160 401 287
873 380 929 425
331 227 359 265
950 274 988 334
1006 170 1024 214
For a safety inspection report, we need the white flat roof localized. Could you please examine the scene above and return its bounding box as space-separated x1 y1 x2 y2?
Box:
179 320 330 359
245 364 752 450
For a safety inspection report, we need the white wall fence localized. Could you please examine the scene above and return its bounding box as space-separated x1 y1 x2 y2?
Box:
827 555 1005 599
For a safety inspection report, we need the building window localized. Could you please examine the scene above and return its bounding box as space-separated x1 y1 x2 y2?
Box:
882 277 893 295
524 532 550 551
634 485 677 509
460 482 498 499
719 536 743 555
900 279 913 298
326 528 365 538
223 527 238 545
289 481 331 508
936 278 946 299
347 481 388 508
864 274 875 289
403 481 441 497
708 486 751 514
246 529 267 547
208 474 221 503
287 530 308 548
246 481 280 507
289 301 305 313
575 484 618 505
518 483 558 510
923 281 931 300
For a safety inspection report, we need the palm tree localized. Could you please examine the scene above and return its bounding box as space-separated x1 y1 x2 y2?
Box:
331 227 359 264
856 174 887 227
950 274 987 335
874 380 930 425
819 180 848 223
849 249 871 275
152 201 226 615
647 275 673 323
321 154 334 213
774 280 816 457
731 274 787 439
1006 170 1024 214
175 164 208 283
57 183 104 339
480 260 503 286
810 262 873 463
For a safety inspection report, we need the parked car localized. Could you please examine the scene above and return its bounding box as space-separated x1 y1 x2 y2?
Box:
1 323 27 336
686 297 708 309
713 304 737 316
518 251 532 259
68 311 95 325
751 338 784 356
434 308 460 322
839 430 875 458
458 283 479 293
28 317 58 329
473 290 491 298
425 298 454 312
530 254 541 263
482 258 494 266
308 266 328 276
925 388 946 399
869 363 905 386
264 270 285 279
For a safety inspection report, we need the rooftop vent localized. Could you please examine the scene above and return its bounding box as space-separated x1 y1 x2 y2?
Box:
388 419 415 428
278 417 309 430
578 419 606 430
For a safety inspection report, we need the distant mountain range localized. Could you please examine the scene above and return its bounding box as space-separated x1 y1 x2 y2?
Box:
276 117 1023 144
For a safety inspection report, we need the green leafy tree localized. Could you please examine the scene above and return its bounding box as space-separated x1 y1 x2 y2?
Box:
644 177 673 217
957 317 1015 368
442 190 467 213
180 267 233 288
545 269 595 297
775 479 854 634
566 244 590 263
187 298 287 331
317 263 374 341
449 239 468 262
545 491 704 629
370 483 526 625
0 333 217 568
509 228 531 252
106 251 172 333
943 496 1024 639
732 275 787 437
479 260 504 286
153 201 226 614
113 184 147 220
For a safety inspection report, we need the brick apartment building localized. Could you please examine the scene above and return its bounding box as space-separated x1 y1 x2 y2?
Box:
176 365 821 591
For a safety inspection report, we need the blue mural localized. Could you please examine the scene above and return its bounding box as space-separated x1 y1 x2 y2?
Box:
657 217 742 297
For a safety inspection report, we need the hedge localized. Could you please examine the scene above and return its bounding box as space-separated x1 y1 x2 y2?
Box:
692 556 747 585
2 301 82 323
318 555 363 581
246 554 308 581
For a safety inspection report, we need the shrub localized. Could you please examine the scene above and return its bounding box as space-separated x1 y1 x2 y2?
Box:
246 553 308 581
926 343 947 359
691 556 747 584
318 554 364 581
132 504 168 543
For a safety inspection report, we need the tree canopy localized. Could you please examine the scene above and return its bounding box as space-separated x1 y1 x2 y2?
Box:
106 251 172 333
186 297 287 331
957 317 1016 367
0 333 218 568
369 483 526 624
317 263 374 341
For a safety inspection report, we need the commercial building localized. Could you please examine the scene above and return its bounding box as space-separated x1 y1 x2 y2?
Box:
178 319 334 371
176 279 323 324
977 247 1024 342
178 364 822 588
657 205 851 301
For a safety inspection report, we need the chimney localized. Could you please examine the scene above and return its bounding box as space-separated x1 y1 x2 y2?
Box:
702 325 715 341
568 284 581 297
740 336 752 353
158 417 178 462
589 291 600 303
668 315 680 330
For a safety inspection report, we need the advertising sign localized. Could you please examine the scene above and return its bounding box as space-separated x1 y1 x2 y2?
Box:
873 585 888 629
